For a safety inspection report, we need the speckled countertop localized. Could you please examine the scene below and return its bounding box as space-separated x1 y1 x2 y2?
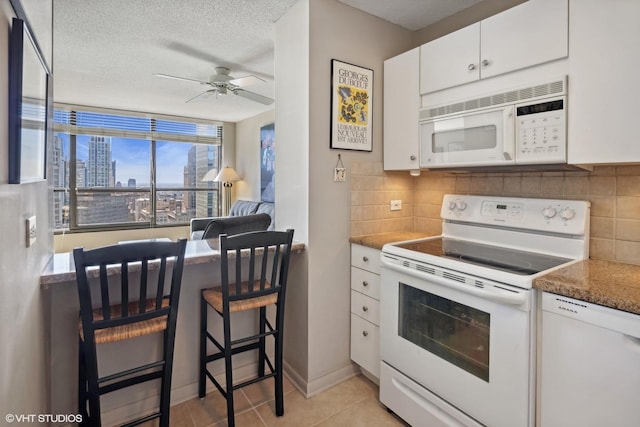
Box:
41 239 306 287
350 233 640 316
350 232 435 250
533 259 640 315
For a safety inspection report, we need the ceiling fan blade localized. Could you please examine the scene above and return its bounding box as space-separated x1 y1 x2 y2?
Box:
234 89 274 105
154 73 209 85
186 89 217 103
229 75 266 88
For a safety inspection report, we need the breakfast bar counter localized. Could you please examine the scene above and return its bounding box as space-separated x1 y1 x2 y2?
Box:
40 238 305 425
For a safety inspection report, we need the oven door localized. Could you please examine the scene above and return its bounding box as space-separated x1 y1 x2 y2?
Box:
419 105 515 168
380 260 533 427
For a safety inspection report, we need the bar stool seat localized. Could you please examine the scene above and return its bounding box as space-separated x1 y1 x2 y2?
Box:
199 229 294 427
74 239 187 427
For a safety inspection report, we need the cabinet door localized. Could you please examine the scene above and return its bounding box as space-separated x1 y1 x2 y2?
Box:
480 0 568 79
419 23 480 94
350 314 380 378
568 0 640 164
383 47 420 170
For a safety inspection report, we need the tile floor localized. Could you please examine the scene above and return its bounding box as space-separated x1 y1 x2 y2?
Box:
160 374 408 426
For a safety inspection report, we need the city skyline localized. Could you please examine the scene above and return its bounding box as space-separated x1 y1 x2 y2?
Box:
55 133 198 186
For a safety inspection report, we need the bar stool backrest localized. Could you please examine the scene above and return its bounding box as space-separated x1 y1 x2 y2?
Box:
73 239 187 343
219 230 294 311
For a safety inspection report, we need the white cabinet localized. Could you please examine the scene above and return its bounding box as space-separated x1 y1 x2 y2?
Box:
383 47 420 170
567 0 640 164
350 244 381 378
420 0 568 94
420 23 480 94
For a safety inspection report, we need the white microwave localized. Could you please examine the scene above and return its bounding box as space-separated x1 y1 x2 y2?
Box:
419 83 567 169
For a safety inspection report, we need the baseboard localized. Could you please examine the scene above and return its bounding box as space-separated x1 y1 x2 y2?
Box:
283 360 361 398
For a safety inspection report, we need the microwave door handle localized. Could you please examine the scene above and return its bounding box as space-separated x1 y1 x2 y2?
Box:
503 107 515 161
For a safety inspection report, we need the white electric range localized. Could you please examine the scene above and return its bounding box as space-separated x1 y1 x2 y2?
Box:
379 194 590 427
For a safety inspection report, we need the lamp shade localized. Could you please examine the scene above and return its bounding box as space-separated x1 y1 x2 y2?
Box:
202 166 242 183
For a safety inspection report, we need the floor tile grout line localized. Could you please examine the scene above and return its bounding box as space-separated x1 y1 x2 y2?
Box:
308 394 372 426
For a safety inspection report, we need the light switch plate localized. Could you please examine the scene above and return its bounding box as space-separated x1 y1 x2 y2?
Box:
390 200 402 211
26 216 36 247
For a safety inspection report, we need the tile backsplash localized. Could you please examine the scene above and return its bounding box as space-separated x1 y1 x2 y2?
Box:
350 162 640 266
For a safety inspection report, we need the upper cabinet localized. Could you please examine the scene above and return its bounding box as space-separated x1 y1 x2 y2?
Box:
383 47 420 171
420 0 568 94
567 0 640 164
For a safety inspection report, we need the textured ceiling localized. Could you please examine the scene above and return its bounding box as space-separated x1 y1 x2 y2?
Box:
338 0 483 31
53 0 299 122
53 0 482 123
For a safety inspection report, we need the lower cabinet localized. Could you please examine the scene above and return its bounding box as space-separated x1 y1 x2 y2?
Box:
350 244 381 378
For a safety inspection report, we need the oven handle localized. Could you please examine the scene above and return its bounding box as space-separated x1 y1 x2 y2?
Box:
381 261 527 306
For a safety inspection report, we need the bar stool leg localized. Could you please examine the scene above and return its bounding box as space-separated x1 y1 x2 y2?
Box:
223 310 235 427
258 306 267 377
78 337 88 425
275 326 284 417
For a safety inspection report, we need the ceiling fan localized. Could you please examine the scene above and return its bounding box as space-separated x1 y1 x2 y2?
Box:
154 67 274 105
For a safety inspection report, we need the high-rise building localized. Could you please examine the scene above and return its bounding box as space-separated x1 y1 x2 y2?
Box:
87 136 112 187
184 144 219 218
51 135 68 228
76 160 87 188
128 178 136 188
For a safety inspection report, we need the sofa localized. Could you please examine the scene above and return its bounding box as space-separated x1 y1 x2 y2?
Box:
189 200 275 240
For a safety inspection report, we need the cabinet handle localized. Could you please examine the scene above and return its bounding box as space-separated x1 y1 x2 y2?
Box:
410 155 416 160
362 306 369 312
468 63 476 71
362 256 369 262
481 59 490 67
362 281 369 287
362 331 369 337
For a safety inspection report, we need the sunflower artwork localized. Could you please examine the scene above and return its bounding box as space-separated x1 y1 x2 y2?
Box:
331 60 373 151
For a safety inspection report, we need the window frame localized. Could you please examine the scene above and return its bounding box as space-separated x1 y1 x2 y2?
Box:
52 104 223 233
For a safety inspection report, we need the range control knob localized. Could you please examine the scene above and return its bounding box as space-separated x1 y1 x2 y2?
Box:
448 201 457 210
542 207 557 219
560 207 576 220
456 200 467 211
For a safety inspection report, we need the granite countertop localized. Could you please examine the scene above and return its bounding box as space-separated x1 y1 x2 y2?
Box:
533 259 640 315
41 239 306 287
350 232 435 250
352 233 640 316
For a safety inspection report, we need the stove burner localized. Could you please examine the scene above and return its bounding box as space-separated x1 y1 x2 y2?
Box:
395 238 572 276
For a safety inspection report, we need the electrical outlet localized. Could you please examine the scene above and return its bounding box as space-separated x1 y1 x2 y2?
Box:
26 216 36 247
390 200 402 211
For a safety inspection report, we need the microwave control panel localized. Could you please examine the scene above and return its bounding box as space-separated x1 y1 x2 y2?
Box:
515 97 566 164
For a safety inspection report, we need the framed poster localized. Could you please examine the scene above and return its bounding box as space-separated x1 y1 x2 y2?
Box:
330 59 373 151
260 123 275 202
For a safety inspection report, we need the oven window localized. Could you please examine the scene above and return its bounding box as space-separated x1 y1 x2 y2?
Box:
398 283 490 381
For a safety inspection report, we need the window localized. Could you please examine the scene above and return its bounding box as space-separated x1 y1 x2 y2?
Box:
52 105 222 232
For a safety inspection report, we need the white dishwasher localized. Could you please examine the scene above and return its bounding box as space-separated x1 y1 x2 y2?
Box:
540 292 640 427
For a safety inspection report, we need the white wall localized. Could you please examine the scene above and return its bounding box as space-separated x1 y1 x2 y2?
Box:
274 0 311 387
275 0 413 395
0 0 53 421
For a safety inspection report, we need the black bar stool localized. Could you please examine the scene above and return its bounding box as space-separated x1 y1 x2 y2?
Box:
73 239 187 427
199 229 294 427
